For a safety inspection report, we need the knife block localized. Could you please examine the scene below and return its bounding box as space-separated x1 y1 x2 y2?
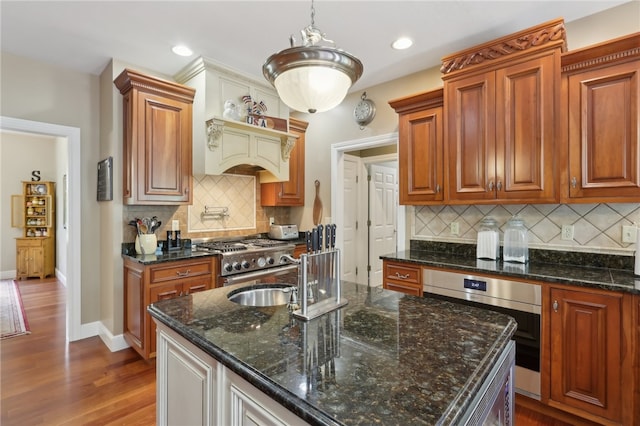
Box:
293 248 348 321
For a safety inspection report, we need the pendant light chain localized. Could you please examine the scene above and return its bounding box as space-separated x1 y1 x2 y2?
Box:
310 0 315 27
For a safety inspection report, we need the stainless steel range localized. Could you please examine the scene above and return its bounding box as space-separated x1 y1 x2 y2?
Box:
193 238 298 287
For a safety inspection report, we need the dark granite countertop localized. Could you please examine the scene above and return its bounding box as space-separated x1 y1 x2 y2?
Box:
148 281 517 425
380 242 640 295
122 248 217 265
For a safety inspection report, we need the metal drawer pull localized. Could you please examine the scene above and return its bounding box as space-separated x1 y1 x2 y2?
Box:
571 177 577 188
435 184 441 193
395 272 410 279
553 300 558 312
496 180 502 191
176 269 191 277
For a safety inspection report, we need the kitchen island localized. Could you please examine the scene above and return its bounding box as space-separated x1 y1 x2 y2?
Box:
148 280 517 425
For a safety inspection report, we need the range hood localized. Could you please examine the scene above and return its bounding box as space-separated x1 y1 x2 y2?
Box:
176 57 296 182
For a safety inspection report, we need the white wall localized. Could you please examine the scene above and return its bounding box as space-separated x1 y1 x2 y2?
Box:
0 52 102 325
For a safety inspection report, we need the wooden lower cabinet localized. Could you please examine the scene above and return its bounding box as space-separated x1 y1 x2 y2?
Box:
382 260 422 296
544 285 635 425
156 323 309 426
123 256 216 360
16 237 54 279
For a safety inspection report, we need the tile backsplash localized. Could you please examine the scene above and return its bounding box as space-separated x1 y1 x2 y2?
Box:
123 173 290 242
189 174 256 232
413 203 639 256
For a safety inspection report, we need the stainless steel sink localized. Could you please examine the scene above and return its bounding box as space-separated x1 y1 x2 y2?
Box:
227 284 295 307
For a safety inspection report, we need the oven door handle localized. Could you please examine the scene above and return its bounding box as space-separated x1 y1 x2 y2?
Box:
222 264 299 286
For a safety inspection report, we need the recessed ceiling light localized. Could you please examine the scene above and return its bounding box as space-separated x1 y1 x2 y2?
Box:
172 45 193 57
392 37 413 50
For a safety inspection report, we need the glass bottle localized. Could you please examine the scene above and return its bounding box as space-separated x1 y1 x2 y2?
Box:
504 216 529 263
476 217 500 260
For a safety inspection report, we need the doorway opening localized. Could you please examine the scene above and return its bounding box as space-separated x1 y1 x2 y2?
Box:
330 133 405 286
1 116 81 342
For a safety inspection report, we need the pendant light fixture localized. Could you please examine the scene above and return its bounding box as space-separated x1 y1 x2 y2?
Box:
263 0 363 114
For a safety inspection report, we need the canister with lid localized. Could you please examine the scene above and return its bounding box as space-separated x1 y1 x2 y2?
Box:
476 217 500 260
503 216 529 263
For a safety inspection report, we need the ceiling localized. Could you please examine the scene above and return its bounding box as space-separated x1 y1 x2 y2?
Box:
0 1 630 93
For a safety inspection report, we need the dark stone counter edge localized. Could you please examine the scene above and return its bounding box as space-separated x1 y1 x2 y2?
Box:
148 299 517 426
380 253 640 295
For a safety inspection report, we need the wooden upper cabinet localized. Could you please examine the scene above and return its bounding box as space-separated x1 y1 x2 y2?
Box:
114 69 196 205
561 33 640 202
442 19 564 204
390 89 444 204
261 117 308 206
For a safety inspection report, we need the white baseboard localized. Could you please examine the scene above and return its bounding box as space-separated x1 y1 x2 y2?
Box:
1 270 17 280
98 322 130 352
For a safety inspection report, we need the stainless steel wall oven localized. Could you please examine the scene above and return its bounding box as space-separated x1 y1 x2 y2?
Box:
423 269 541 399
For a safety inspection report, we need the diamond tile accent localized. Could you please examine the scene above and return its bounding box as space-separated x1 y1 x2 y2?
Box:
413 202 637 255
188 174 256 232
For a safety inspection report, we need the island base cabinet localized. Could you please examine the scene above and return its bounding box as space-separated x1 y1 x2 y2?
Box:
155 322 310 426
156 328 217 426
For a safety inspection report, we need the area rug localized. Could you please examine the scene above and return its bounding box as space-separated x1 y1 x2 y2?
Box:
0 280 31 339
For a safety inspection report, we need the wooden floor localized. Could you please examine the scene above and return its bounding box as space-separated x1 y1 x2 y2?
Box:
1 278 598 425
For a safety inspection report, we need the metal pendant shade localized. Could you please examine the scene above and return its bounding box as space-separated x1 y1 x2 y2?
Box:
262 1 363 114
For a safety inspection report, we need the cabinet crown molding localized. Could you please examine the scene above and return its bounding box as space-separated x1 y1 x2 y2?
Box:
114 68 196 103
441 18 566 75
561 32 640 73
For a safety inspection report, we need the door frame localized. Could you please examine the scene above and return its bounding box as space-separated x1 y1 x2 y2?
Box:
330 133 405 276
1 116 81 342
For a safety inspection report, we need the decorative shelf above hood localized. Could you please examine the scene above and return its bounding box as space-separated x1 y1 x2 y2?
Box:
205 116 298 182
176 56 294 182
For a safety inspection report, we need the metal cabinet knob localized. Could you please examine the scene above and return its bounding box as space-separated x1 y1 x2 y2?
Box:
496 180 502 191
435 184 441 194
553 300 559 312
571 177 577 188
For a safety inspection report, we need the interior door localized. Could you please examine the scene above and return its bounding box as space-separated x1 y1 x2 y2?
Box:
341 155 359 283
369 164 398 287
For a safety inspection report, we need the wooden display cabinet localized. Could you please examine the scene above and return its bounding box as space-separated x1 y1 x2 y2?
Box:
16 181 55 279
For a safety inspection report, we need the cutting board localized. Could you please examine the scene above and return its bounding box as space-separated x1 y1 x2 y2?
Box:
313 180 323 225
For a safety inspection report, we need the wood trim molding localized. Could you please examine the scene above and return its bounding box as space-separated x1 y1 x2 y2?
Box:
561 32 640 73
388 88 444 114
441 18 566 75
114 68 196 103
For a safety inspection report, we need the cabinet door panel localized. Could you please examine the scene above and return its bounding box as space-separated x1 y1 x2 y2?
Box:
399 107 443 203
549 288 622 421
447 72 496 201
496 54 556 201
137 93 192 202
568 61 640 199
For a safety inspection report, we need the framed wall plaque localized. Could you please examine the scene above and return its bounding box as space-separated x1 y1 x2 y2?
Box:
97 157 113 201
